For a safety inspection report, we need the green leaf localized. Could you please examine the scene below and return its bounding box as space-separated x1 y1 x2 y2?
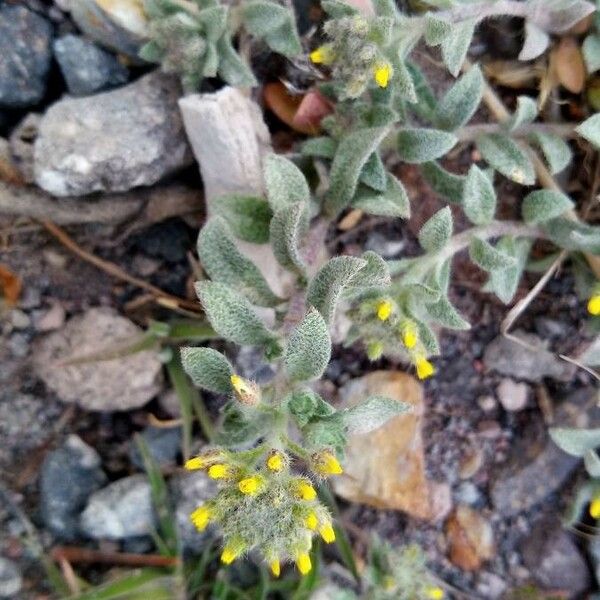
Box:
325 127 389 215
211 194 273 243
424 14 452 46
405 61 436 121
284 308 332 382
529 132 572 174
434 66 483 131
476 133 536 185
482 236 531 303
503 96 538 132
359 152 387 192
270 201 307 273
264 154 310 212
261 20 302 57
421 161 466 203
372 0 397 18
522 189 574 224
397 128 457 164
197 217 280 307
584 449 600 477
302 136 337 159
462 165 496 225
216 36 257 87
307 256 367 323
441 19 475 76
287 389 335 427
550 427 600 457
321 0 358 17
351 174 411 218
425 296 470 330
197 5 228 42
181 347 233 393
346 251 391 290
469 237 517 271
242 1 289 35
196 281 276 346
392 59 417 104
583 33 600 73
342 396 410 434
576 114 600 148
419 206 453 252
519 21 550 60
543 217 600 253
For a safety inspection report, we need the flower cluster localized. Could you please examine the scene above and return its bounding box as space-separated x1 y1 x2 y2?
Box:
184 446 343 576
358 297 436 380
310 15 393 98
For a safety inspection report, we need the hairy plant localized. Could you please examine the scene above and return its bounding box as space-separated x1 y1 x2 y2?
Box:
141 0 301 90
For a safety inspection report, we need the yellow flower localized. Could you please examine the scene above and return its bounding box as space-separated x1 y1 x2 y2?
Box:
401 321 418 349
313 450 343 476
238 475 262 495
220 540 244 565
305 511 318 530
425 586 444 600
415 356 435 380
208 464 230 479
270 559 281 577
373 62 392 88
190 505 211 531
376 299 393 322
230 374 260 405
296 480 317 501
296 552 312 575
319 522 336 543
184 456 206 471
588 294 600 316
310 45 335 65
267 452 284 472
590 497 600 519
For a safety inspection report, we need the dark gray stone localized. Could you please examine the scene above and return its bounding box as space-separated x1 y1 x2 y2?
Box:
0 5 53 108
130 426 182 469
522 518 590 596
54 34 129 96
41 434 107 539
34 71 193 197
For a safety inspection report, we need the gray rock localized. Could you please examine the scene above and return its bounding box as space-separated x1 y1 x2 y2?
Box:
130 426 182 469
0 558 22 599
170 471 217 554
0 5 52 108
522 518 590 596
41 434 107 539
80 474 155 539
365 232 405 258
68 0 149 61
483 330 576 382
33 307 163 411
496 378 529 412
34 71 192 197
54 34 129 96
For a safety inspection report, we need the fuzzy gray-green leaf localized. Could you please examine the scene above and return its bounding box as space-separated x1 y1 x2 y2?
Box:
351 174 411 218
198 217 280 307
576 114 600 148
264 154 310 212
584 33 600 73
325 127 389 215
462 165 496 225
181 347 233 393
346 251 391 291
522 190 574 225
307 256 367 323
476 133 535 185
270 202 307 273
302 136 337 159
426 295 470 330
469 237 517 272
424 14 452 46
434 66 483 131
359 152 387 192
196 281 276 346
529 132 572 174
441 19 475 76
504 96 538 132
211 194 273 243
483 236 531 303
421 162 466 203
285 308 331 382
419 206 453 252
550 427 600 457
216 36 257 87
397 128 457 164
343 396 410 434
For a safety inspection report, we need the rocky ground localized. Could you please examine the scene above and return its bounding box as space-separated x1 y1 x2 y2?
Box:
0 1 599 599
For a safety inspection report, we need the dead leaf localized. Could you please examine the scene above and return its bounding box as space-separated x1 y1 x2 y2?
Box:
292 90 333 133
446 505 495 571
0 263 22 306
337 209 364 231
553 37 586 94
484 60 544 89
332 371 433 520
0 139 25 185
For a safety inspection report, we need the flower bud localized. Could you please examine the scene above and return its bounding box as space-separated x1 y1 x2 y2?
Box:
588 294 600 316
313 450 343 476
230 374 261 406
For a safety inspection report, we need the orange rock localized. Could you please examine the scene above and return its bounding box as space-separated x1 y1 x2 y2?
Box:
446 505 495 571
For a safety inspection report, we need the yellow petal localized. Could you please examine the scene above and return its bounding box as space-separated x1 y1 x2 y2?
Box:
208 464 230 479
270 559 281 577
319 522 336 544
297 481 317 501
267 453 284 472
588 294 600 316
401 322 418 349
221 546 239 565
296 552 312 575
416 357 435 380
376 300 393 322
590 498 600 519
190 505 211 531
238 476 261 495
373 63 392 88
305 511 318 531
314 451 343 476
425 586 445 600
184 456 205 471
310 45 334 65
